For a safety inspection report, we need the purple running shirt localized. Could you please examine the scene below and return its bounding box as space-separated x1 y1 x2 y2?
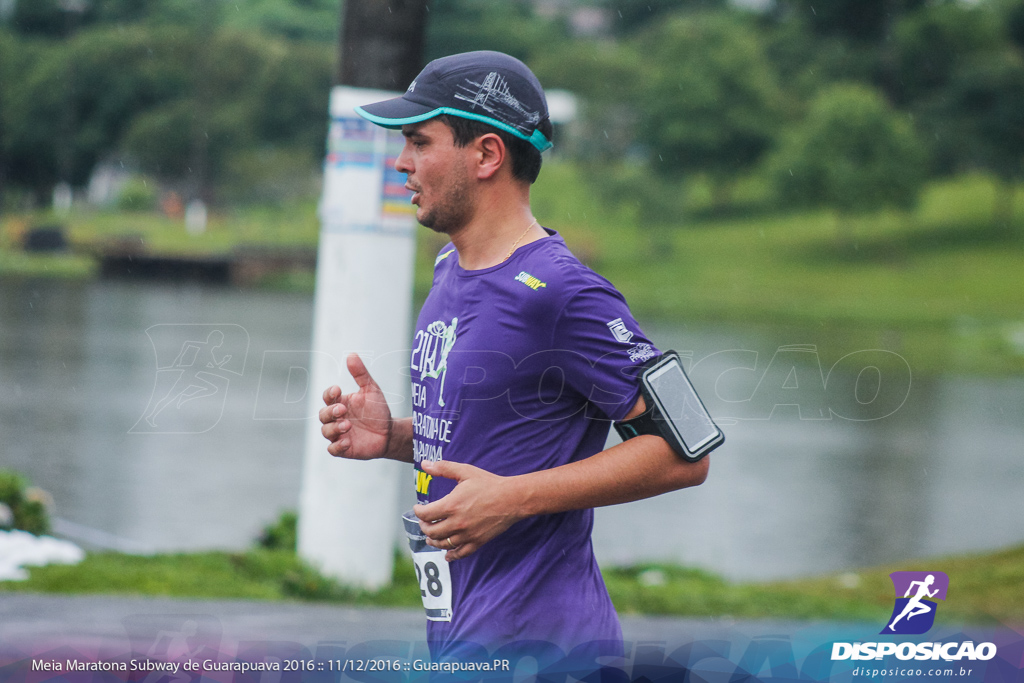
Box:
409 229 659 656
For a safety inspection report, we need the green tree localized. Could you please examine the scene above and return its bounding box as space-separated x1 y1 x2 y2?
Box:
769 83 927 243
635 11 785 206
3 35 75 197
600 0 728 36
250 41 333 154
3 26 193 196
768 0 932 103
530 39 644 160
0 32 44 204
2 20 333 203
423 0 566 63
891 2 1004 106
933 50 1024 233
9 0 341 39
219 0 340 42
772 0 928 43
891 2 1010 180
1006 0 1024 50
8 0 86 37
120 27 329 200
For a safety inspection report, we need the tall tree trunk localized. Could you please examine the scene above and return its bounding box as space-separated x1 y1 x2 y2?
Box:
878 0 901 103
337 0 428 90
186 0 217 205
0 87 6 217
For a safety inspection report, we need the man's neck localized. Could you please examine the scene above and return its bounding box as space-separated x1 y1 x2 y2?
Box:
448 195 546 270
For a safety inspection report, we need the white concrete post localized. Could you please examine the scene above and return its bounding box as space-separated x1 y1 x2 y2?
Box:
297 86 416 588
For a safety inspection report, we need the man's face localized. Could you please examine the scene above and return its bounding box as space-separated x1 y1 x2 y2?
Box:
396 119 475 234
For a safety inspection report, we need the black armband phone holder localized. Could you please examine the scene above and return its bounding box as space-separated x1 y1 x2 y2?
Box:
614 351 724 462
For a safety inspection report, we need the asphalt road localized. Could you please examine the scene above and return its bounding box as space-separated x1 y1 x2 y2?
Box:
0 593 815 653
1 594 1016 682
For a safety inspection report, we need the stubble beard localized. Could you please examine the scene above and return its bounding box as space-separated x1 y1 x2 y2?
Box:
416 170 473 236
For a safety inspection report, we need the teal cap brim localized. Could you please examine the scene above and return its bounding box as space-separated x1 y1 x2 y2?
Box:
354 105 552 153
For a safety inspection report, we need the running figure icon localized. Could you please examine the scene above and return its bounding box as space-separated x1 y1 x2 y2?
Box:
143 330 232 428
887 574 939 632
132 323 249 435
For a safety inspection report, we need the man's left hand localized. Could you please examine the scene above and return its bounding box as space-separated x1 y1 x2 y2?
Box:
413 459 522 561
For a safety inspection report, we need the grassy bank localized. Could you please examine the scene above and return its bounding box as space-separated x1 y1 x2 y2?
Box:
1 200 320 259
0 549 421 608
0 200 320 287
604 543 1024 626
3 168 1022 374
3 544 1022 627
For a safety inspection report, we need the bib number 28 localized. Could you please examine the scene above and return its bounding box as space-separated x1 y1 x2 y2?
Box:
411 549 452 622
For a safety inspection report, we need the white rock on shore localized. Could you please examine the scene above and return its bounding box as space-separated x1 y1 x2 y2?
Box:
0 529 85 581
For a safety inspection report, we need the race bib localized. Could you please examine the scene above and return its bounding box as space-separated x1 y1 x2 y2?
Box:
411 546 453 621
402 510 453 622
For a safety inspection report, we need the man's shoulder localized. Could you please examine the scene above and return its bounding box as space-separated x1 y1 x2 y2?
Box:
519 234 621 298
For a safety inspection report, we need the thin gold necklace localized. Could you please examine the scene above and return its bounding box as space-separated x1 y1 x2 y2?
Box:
503 218 539 262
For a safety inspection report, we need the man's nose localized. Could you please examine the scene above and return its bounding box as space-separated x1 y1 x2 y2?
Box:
395 141 414 174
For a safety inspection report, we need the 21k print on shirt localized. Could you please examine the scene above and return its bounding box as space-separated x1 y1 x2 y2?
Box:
410 316 457 477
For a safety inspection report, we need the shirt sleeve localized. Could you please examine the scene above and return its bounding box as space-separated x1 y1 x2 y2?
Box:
550 280 660 422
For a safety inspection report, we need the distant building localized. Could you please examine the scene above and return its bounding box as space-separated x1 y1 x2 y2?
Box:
87 160 133 207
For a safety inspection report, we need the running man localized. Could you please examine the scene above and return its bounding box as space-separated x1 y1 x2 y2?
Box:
888 574 940 632
319 51 710 660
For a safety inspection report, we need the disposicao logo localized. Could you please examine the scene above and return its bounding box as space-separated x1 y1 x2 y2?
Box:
830 570 998 663
883 570 948 635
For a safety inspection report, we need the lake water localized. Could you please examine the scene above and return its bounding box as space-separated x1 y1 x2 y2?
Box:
1 278 1022 581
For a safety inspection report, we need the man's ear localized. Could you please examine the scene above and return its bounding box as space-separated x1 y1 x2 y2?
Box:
474 133 507 180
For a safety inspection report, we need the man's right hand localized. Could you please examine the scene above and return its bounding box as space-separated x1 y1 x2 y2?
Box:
319 353 394 460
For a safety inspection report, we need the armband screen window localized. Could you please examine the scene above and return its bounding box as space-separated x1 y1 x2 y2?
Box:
646 359 721 455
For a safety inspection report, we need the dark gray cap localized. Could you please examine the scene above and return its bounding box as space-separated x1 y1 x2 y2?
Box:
355 51 552 152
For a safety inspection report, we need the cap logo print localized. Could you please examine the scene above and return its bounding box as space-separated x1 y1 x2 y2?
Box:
454 72 541 133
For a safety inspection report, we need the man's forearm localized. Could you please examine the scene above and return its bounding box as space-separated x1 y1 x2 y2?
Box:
414 432 708 559
512 435 708 517
385 417 415 463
